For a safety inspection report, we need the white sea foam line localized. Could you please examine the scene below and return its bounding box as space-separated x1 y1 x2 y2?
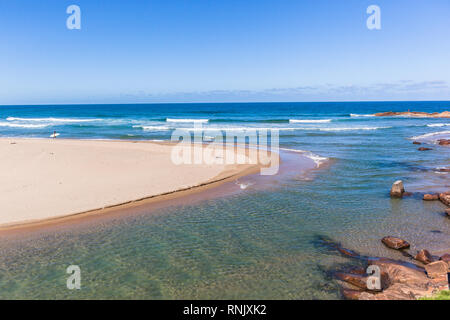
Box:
350 113 374 117
427 123 450 127
166 118 209 123
410 130 450 140
280 148 328 168
6 117 100 123
289 119 332 123
0 122 49 128
133 125 172 130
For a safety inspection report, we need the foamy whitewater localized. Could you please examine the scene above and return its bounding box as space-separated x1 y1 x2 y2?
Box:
0 101 449 300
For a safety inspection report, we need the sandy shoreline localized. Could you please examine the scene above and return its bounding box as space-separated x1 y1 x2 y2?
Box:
0 138 261 229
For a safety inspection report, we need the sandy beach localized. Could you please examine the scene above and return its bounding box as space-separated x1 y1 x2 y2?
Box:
0 138 258 227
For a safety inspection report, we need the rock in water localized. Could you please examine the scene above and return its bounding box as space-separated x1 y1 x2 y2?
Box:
390 180 405 198
438 139 450 146
412 141 421 145
381 236 410 250
439 192 450 206
423 194 439 201
415 249 434 264
424 261 449 279
418 147 432 151
440 254 450 263
446 208 450 217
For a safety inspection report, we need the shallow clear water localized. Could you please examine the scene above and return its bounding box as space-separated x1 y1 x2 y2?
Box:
0 102 449 299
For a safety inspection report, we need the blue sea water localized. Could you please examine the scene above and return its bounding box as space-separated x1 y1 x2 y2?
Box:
0 101 449 299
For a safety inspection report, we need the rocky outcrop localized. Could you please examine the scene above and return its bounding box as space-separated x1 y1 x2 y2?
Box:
390 180 405 198
424 261 449 279
439 192 450 206
438 139 450 146
415 249 434 265
382 236 410 250
423 194 439 201
374 111 450 118
440 254 450 263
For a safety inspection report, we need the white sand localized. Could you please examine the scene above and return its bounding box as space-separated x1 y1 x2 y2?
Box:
0 138 255 227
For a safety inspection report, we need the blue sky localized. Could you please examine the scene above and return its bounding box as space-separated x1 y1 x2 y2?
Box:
0 0 449 104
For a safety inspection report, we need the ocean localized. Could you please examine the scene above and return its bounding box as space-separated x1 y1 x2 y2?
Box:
0 101 449 299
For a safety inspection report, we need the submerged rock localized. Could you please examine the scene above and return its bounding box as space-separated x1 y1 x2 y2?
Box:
418 147 432 151
390 180 405 198
381 236 410 250
423 194 439 201
412 141 421 145
415 249 434 265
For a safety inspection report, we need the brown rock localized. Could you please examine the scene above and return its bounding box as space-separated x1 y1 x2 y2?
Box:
390 180 405 198
440 254 450 263
423 194 439 201
342 289 363 300
382 236 410 250
445 208 450 216
439 192 450 206
418 147 432 151
415 249 434 265
335 272 367 290
425 261 449 279
438 139 450 146
412 141 421 145
438 168 450 172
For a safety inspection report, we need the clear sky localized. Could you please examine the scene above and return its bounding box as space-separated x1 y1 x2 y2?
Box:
1 0 449 104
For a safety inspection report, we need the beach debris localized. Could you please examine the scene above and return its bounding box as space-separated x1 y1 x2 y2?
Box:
381 236 410 250
412 141 421 145
423 193 439 201
418 147 432 151
415 249 434 265
438 139 450 146
439 192 450 206
390 180 405 198
424 261 449 279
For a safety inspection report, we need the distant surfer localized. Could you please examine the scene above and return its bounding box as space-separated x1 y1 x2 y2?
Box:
50 131 59 138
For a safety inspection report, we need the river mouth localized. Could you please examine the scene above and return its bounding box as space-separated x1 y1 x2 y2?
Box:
0 145 448 299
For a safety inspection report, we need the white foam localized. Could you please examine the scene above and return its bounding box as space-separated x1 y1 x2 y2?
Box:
314 126 390 131
133 125 171 131
410 130 450 140
289 119 332 123
427 123 450 127
280 148 328 168
166 118 209 123
6 117 100 123
0 122 49 128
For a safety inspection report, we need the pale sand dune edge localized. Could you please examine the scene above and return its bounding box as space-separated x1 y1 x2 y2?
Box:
0 138 260 228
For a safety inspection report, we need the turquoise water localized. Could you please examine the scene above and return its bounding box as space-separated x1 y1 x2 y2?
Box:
0 102 449 299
